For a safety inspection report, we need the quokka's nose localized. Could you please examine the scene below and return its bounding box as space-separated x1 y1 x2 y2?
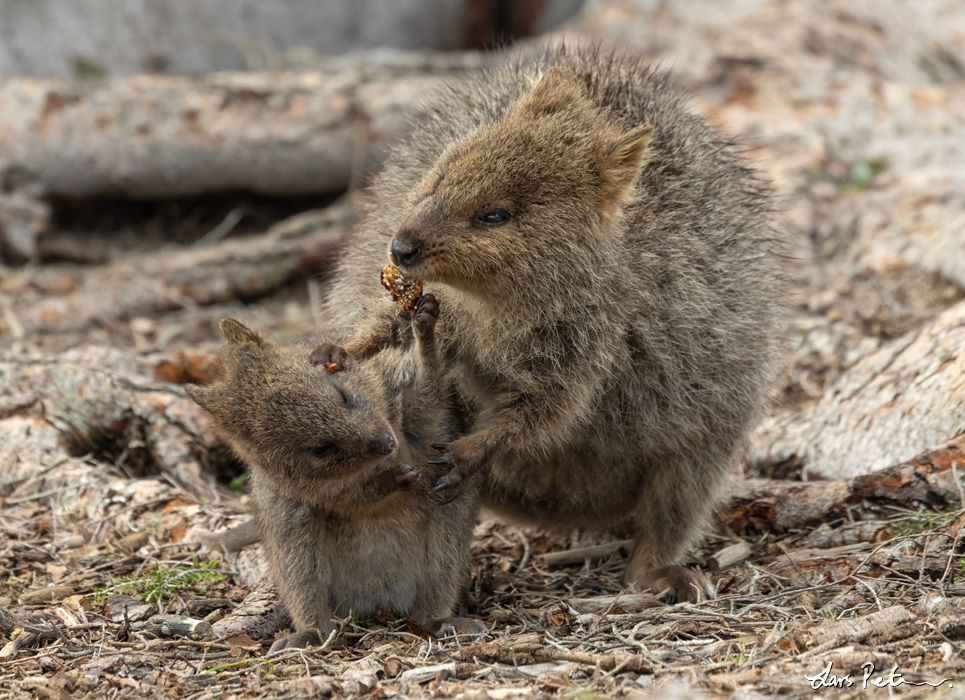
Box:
370 432 396 456
390 236 423 266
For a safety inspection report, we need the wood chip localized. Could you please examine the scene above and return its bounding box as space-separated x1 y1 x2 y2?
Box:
708 540 752 570
140 613 213 640
20 585 73 605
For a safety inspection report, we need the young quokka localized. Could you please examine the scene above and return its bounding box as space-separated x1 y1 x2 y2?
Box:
188 296 484 652
323 45 786 602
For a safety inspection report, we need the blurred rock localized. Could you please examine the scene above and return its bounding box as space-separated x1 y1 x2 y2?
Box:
0 192 49 264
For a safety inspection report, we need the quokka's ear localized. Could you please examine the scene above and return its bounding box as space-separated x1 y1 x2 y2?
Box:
599 126 654 207
522 66 585 114
220 318 263 346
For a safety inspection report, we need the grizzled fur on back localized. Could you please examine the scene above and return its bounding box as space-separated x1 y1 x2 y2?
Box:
325 44 786 598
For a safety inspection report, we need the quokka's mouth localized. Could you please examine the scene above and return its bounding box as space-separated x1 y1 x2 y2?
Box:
399 260 438 281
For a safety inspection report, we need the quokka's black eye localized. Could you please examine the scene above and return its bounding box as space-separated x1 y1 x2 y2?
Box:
336 387 349 406
477 209 511 226
309 444 337 458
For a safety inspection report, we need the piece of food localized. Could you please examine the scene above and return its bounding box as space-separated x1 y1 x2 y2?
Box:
321 361 339 373
380 263 424 312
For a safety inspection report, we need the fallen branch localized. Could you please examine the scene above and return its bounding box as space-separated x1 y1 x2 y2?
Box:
805 605 915 649
139 614 213 641
708 541 753 571
538 540 633 567
211 585 287 643
566 593 662 614
722 433 965 536
456 643 653 675
4 204 348 337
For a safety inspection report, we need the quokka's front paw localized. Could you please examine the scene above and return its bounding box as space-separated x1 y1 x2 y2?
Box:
308 343 355 371
427 441 482 505
389 463 423 492
411 293 439 338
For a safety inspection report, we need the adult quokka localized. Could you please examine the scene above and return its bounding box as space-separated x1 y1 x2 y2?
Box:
324 45 785 602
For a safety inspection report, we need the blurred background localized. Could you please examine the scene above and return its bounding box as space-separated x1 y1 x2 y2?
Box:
0 0 585 76
0 0 599 358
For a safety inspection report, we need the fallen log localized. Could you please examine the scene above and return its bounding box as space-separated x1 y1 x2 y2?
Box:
752 300 965 480
0 51 482 198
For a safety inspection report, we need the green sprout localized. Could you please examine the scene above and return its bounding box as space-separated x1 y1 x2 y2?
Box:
91 557 229 605
204 659 275 678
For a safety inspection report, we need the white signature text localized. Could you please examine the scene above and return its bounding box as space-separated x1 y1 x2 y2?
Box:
805 661 953 690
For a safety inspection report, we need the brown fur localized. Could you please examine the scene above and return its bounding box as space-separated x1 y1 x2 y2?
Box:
324 45 786 601
188 299 483 651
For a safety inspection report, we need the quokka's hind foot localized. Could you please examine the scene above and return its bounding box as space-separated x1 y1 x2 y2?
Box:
624 562 714 604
